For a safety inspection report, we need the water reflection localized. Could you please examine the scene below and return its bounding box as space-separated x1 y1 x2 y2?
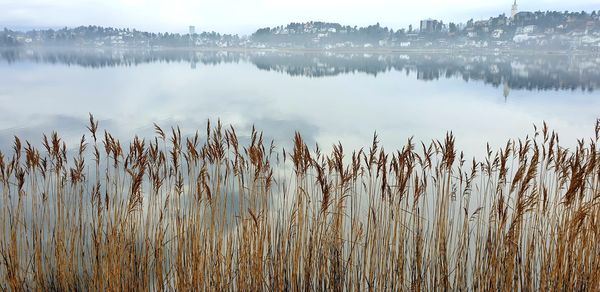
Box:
2 48 599 93
0 48 598 160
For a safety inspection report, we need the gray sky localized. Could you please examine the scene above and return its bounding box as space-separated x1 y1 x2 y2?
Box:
1 0 598 34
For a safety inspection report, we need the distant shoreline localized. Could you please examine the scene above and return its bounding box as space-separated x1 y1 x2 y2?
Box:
4 45 599 56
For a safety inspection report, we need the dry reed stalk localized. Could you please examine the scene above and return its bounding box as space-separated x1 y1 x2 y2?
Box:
0 118 599 291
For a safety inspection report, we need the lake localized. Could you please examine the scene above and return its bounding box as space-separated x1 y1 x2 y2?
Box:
0 49 599 158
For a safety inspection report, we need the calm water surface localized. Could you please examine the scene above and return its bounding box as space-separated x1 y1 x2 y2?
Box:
0 49 598 158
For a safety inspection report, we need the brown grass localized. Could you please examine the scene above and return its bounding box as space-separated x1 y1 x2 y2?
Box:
1 115 599 291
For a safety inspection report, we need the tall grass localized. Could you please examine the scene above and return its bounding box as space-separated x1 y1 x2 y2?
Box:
1 115 599 291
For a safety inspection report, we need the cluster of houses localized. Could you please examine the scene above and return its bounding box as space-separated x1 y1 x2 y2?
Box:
247 3 600 51
2 3 600 51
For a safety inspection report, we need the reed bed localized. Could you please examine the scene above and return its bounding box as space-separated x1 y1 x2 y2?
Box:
1 115 599 291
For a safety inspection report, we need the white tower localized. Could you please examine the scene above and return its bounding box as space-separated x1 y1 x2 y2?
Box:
188 26 196 48
511 0 518 19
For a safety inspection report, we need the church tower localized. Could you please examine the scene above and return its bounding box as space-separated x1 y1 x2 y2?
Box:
511 0 518 19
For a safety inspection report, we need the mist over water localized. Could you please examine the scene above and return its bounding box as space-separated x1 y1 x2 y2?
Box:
0 49 598 159
2 4 600 288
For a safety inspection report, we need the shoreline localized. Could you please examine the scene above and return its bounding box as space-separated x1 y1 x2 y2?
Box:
3 45 599 56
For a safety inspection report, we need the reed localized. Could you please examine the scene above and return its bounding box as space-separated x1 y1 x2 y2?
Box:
1 115 599 291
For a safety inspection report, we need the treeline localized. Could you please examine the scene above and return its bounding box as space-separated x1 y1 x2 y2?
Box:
1 10 600 49
2 48 599 92
0 25 241 48
251 10 600 48
252 22 393 45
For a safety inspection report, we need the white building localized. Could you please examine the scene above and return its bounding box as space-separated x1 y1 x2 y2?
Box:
511 0 518 19
492 29 504 38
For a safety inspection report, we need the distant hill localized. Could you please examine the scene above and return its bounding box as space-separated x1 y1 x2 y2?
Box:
1 10 599 50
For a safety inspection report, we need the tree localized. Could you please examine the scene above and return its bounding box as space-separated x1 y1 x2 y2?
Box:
449 22 457 33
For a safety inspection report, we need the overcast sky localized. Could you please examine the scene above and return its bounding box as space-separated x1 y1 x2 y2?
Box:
1 0 598 34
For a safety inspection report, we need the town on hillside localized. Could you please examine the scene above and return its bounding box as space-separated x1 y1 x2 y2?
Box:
2 3 600 51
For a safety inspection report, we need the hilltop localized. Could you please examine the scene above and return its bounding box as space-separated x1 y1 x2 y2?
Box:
1 10 600 51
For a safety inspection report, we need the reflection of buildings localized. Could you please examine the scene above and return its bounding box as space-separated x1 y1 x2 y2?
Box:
250 53 600 93
191 58 197 69
189 51 198 69
2 49 599 93
503 81 510 99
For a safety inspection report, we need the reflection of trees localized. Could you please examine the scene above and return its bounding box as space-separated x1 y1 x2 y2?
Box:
252 53 390 77
0 49 243 69
1 49 599 92
253 53 600 92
